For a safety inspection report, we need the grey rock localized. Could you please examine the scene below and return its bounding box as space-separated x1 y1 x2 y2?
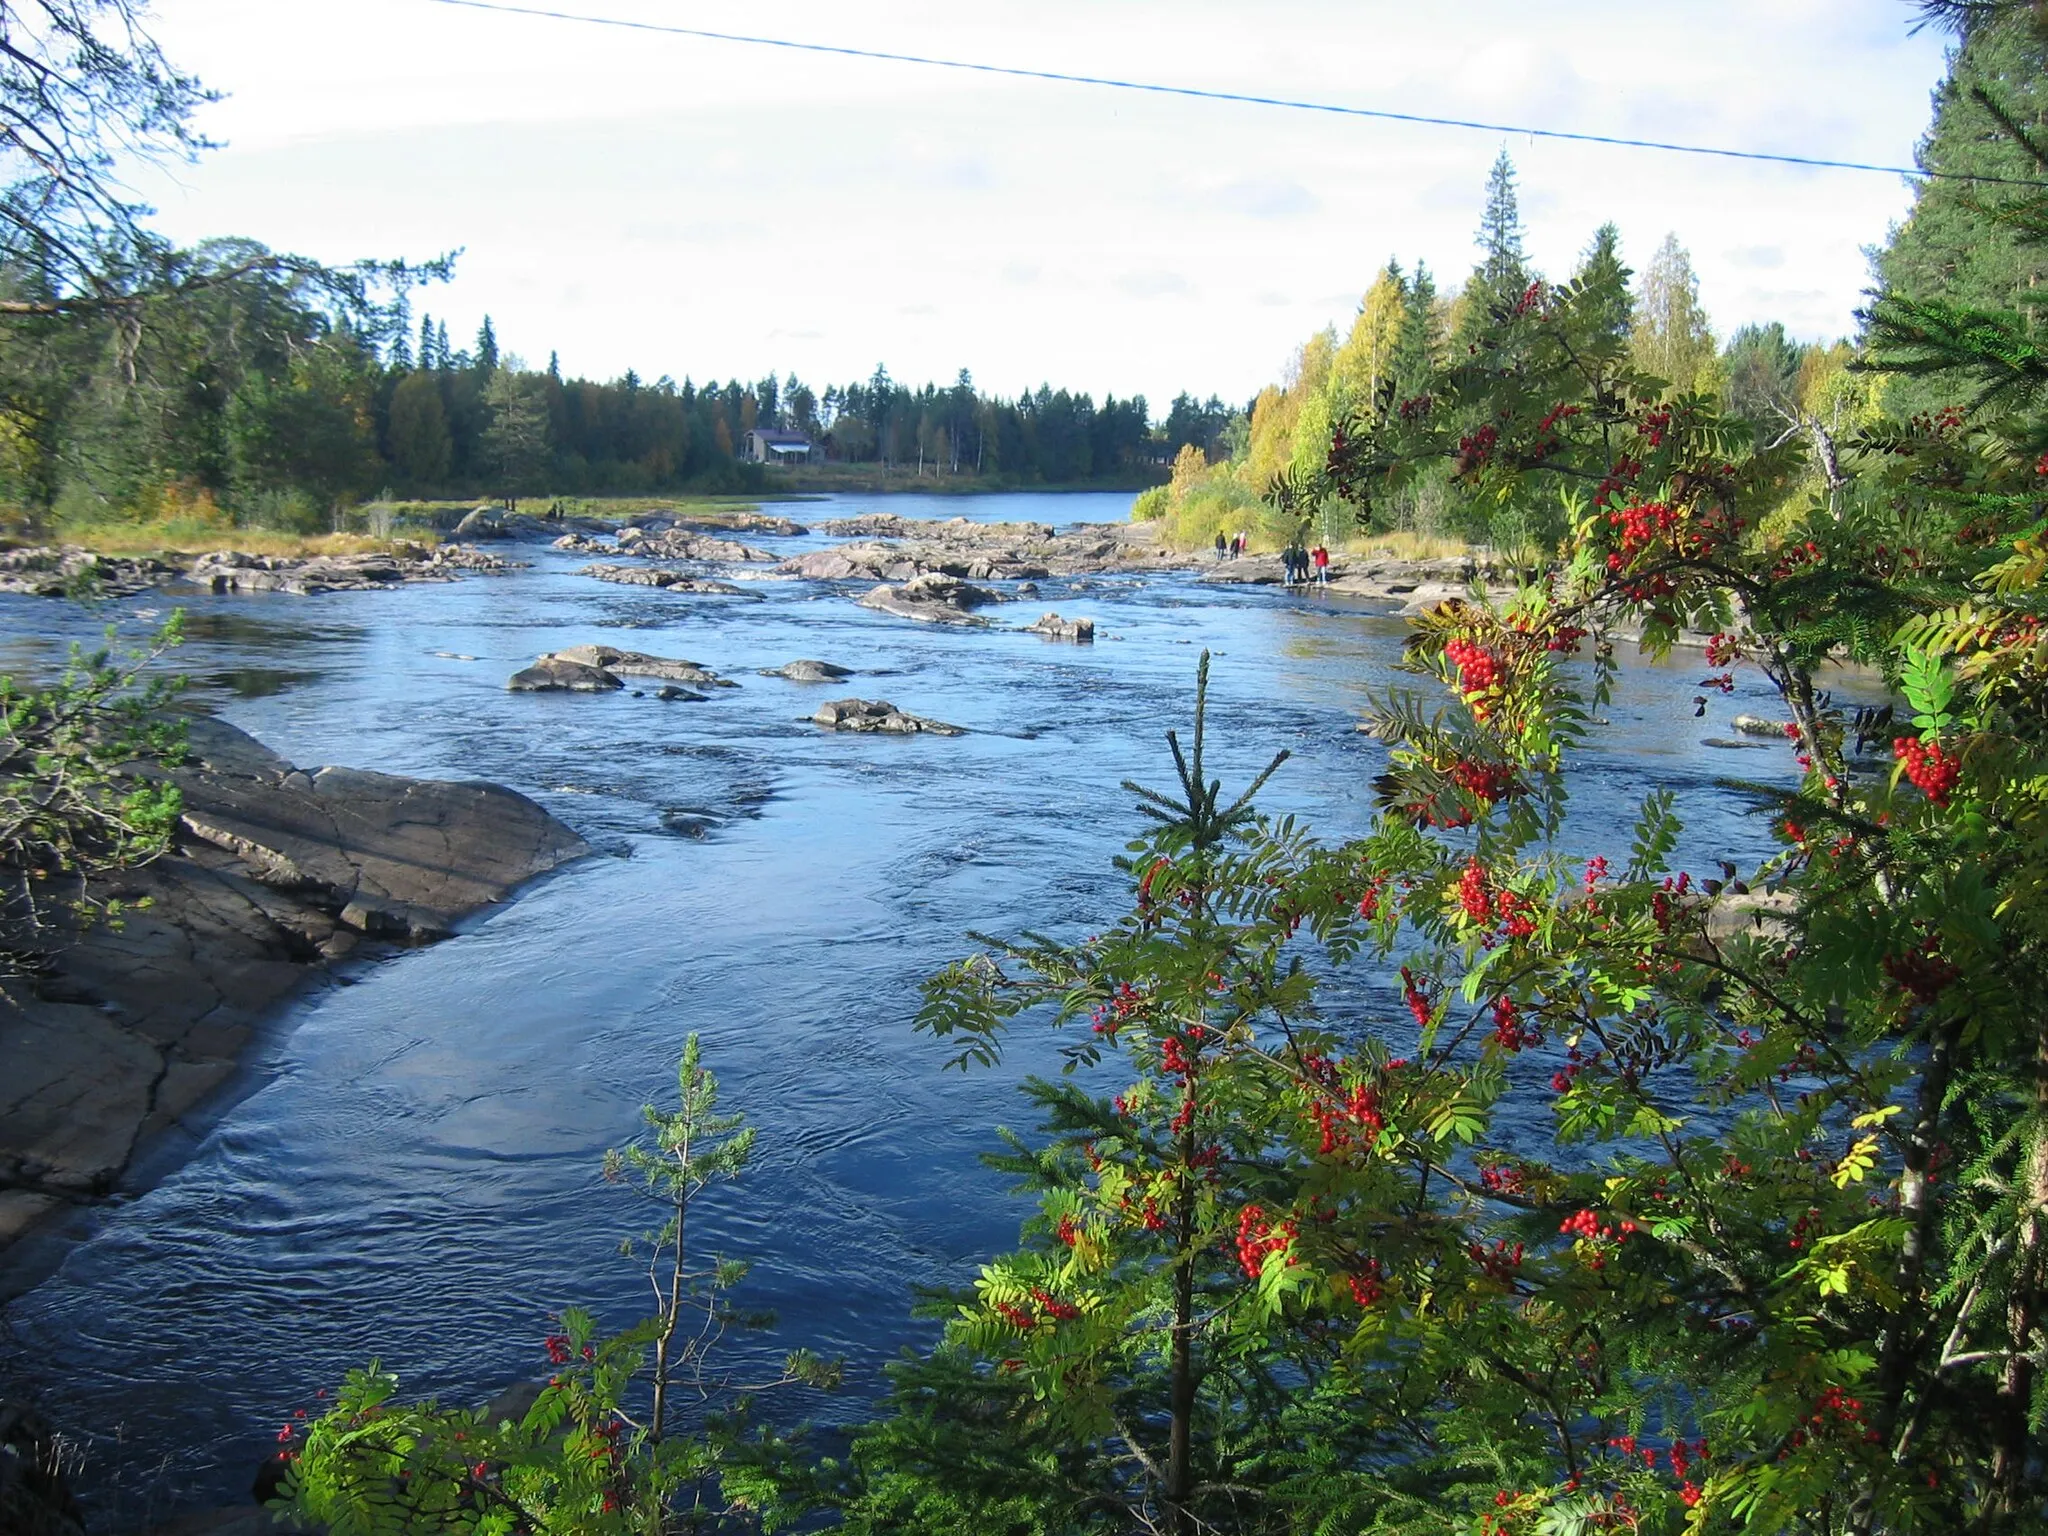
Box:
577 564 759 597
1025 611 1095 642
614 526 775 562
761 659 853 682
857 571 1003 625
547 645 736 688
810 698 964 736
1731 714 1793 738
0 719 586 1270
655 685 707 702
507 657 623 692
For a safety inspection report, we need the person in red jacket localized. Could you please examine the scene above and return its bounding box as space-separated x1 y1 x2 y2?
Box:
1311 543 1329 586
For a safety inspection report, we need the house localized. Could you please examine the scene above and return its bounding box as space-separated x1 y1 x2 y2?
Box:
741 428 814 464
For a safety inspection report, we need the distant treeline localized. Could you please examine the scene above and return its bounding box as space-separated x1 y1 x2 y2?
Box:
0 245 1241 529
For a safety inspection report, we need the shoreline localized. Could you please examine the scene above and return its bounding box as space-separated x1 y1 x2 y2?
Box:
0 715 589 1299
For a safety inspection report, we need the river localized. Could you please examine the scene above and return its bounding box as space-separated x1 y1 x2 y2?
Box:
0 491 1810 1524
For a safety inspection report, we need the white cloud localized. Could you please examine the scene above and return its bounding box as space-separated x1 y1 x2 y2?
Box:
127 0 1953 402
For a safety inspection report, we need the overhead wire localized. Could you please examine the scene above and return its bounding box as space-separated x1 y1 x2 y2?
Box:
423 0 2048 188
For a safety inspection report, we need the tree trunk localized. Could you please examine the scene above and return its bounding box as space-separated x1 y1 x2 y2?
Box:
1990 1016 2048 1511
1165 1128 1196 1534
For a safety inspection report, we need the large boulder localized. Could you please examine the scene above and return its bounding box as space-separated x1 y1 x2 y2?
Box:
810 698 964 736
1 717 587 1265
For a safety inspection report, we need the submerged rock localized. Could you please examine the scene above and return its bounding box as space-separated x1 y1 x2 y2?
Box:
761 659 854 682
810 698 964 736
1026 611 1095 642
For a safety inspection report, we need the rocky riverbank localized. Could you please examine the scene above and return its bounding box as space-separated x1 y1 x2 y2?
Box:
0 543 517 599
0 716 588 1285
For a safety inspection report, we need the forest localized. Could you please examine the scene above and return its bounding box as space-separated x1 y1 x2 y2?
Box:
1138 9 2048 559
1 236 1237 535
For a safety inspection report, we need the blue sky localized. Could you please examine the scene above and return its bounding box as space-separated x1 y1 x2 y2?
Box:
131 0 1954 406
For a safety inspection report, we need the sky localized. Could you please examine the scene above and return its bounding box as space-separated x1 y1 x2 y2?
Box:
126 0 1957 409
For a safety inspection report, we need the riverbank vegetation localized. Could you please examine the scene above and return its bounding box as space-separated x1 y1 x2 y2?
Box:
286 4 2048 1532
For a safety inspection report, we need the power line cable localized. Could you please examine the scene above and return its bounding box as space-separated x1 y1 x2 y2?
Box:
424 0 2047 188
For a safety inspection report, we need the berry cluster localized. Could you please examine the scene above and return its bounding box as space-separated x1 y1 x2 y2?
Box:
1637 408 1673 448
1305 1077 1384 1155
1399 965 1434 1029
1477 1161 1526 1195
1455 424 1500 475
1457 859 1493 923
1355 877 1387 920
1235 1203 1298 1280
1605 500 1678 565
1346 1257 1385 1307
1893 736 1961 805
1468 1237 1525 1279
1558 1208 1635 1242
1448 757 1517 805
1883 936 1961 1004
1443 637 1505 717
1592 454 1644 511
1490 996 1539 1051
1396 394 1434 421
1705 632 1740 667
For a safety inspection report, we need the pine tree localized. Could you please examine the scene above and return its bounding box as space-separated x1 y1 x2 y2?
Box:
547 349 559 380
1572 222 1634 344
1475 148 1528 297
1390 260 1442 405
1878 5 2048 324
474 315 498 373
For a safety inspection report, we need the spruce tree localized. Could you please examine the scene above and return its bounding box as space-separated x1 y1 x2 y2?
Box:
417 310 436 370
1878 5 2048 322
1572 222 1634 344
474 314 498 373
1389 260 1441 404
1475 148 1528 297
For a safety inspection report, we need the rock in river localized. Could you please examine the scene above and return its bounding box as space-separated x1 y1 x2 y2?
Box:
577 563 760 597
549 645 737 688
0 715 586 1262
1025 611 1095 642
761 659 854 682
506 656 624 692
857 571 1002 625
811 698 964 736
614 526 776 562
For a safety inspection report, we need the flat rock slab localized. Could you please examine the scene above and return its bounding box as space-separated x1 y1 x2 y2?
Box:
811 698 964 736
548 645 737 688
0 717 586 1266
187 544 515 595
577 563 759 597
614 527 776 562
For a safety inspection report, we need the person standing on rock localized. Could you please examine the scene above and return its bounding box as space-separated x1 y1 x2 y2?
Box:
1312 543 1329 587
1214 532 1228 560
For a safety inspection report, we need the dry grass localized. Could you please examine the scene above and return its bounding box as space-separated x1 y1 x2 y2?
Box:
33 518 432 559
1338 530 1473 562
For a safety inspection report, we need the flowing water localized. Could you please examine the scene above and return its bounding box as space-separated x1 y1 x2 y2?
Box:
0 491 1821 1521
